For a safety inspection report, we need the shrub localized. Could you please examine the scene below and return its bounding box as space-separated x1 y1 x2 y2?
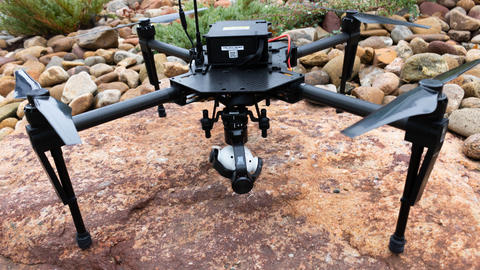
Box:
156 0 417 49
0 0 110 36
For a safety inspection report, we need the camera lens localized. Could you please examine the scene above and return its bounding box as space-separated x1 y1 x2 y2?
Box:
232 176 253 194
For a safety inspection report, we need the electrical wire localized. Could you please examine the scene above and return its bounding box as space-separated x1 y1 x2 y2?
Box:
268 34 292 70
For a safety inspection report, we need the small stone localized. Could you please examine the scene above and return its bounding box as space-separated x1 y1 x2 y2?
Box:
352 86 384 104
117 67 139 88
63 53 77 61
466 49 480 62
16 99 28 118
95 49 115 64
448 30 471 42
94 71 118 85
327 49 343 61
463 133 480 159
358 36 393 49
164 62 189 78
38 66 69 87
0 127 13 140
90 63 114 77
305 69 330 85
120 83 155 101
117 57 137 67
49 83 65 101
446 7 467 22
69 93 94 115
457 0 475 11
114 50 143 64
400 53 449 82
385 58 404 76
391 26 413 44
412 17 442 34
51 37 75 52
299 51 328 66
84 56 106 66
97 82 129 94
118 43 135 51
394 40 413 59
455 45 468 56
21 59 45 81
443 84 465 113
405 33 450 42
448 108 480 136
449 9 480 31
23 36 47 48
410 37 429 54
372 72 400 95
462 81 480 97
383 15 407 32
62 71 97 103
420 1 450 17
440 0 457 9
62 61 84 70
0 76 15 97
428 41 458 55
322 55 361 87
0 117 17 129
333 188 340 193
373 48 397 66
461 97 480 108
94 89 121 108
166 56 187 66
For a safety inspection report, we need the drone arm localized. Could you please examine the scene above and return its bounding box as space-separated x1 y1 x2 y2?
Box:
295 32 349 58
298 83 408 130
73 86 182 131
146 40 191 61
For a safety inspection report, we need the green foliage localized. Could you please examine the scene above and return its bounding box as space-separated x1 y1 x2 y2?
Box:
156 0 417 49
0 0 110 36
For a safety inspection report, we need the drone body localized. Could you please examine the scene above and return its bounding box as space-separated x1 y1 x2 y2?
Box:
16 4 480 255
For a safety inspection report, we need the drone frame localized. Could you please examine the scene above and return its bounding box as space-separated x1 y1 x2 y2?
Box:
23 11 451 254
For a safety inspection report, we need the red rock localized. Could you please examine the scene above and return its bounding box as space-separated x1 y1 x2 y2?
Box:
428 41 458 55
140 0 172 9
420 1 449 17
468 5 480 19
322 11 341 33
214 0 230 7
0 57 16 67
123 38 139 46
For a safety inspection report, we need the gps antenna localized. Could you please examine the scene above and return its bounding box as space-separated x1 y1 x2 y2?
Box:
193 0 204 66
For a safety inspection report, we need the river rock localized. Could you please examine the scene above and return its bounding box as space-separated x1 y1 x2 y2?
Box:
373 48 397 66
38 66 69 87
15 46 49 61
62 71 97 103
76 26 119 50
420 1 450 17
300 51 329 66
49 83 65 101
0 117 17 129
305 69 330 85
352 86 384 104
383 95 396 104
412 17 442 34
51 37 75 52
164 62 189 78
90 63 114 77
23 36 47 48
443 84 465 113
94 71 118 85
448 108 480 136
117 67 139 88
117 57 137 68
322 11 341 32
400 53 449 82
391 26 413 44
282 27 316 42
358 36 393 49
85 56 106 66
0 126 13 140
463 133 480 159
462 81 480 97
323 55 360 87
0 76 15 97
410 37 429 54
95 89 122 108
448 30 471 42
427 41 458 55
394 40 413 59
466 49 480 62
120 83 155 101
95 49 115 64
69 93 93 116
0 102 21 122
384 57 404 76
97 82 129 93
461 97 480 108
372 72 400 95
457 0 475 11
114 51 143 64
359 66 384 87
449 9 480 31
443 54 465 69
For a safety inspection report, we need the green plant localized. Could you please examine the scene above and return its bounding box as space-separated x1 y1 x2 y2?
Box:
0 0 110 36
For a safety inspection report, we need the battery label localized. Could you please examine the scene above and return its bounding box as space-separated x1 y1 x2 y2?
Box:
221 45 244 59
223 26 250 31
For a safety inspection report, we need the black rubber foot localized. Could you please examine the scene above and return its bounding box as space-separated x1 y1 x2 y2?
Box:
76 232 92 250
389 234 406 254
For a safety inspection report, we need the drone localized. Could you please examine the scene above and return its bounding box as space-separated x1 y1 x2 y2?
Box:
15 1 480 255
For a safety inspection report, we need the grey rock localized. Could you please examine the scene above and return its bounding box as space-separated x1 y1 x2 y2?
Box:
85 56 106 66
443 84 465 114
62 71 97 104
114 50 143 64
400 53 449 82
391 26 413 44
45 56 64 69
95 89 121 108
166 56 187 66
448 108 480 137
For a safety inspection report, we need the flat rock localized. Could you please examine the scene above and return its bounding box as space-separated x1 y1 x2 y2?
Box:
373 48 397 66
400 53 449 82
352 86 384 104
443 84 465 113
461 97 480 108
323 55 360 87
0 102 21 122
69 92 93 116
404 34 450 42
38 66 69 87
428 41 458 55
84 56 106 67
94 89 122 108
0 102 479 269
76 26 119 50
449 9 480 31
448 108 480 136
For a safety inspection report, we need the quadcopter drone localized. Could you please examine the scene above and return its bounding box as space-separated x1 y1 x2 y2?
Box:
15 1 480 255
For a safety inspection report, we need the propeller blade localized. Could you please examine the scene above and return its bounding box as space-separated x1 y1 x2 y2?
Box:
150 7 208 24
34 96 81 145
342 87 438 138
434 58 480 84
352 13 430 29
14 69 41 99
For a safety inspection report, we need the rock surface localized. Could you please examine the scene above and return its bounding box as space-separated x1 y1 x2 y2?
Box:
0 103 479 269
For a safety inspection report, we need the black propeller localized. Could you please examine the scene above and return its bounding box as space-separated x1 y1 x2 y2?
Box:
73 8 208 38
341 59 480 138
318 6 429 29
14 70 81 145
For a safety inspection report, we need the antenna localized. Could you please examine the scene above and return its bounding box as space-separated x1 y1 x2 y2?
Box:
193 0 204 66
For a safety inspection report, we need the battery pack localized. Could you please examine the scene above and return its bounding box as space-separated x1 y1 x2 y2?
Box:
204 20 271 66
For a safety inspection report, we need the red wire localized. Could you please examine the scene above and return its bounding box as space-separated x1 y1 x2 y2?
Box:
268 34 292 70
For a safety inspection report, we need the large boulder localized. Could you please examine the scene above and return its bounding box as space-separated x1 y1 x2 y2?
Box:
0 102 479 269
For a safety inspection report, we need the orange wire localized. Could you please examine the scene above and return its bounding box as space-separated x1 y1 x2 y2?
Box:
268 34 292 70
